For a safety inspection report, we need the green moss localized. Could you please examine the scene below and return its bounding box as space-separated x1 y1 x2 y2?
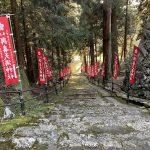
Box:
0 103 54 133
0 116 33 133
27 103 54 116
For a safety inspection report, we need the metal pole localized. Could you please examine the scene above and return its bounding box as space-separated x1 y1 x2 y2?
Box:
127 84 130 104
63 77 65 87
45 84 49 103
43 49 49 103
60 79 62 90
8 15 25 115
112 79 114 92
98 78 100 86
103 78 105 89
19 90 25 115
53 81 58 95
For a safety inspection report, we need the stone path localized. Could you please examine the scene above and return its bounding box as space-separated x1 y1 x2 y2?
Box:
1 75 150 150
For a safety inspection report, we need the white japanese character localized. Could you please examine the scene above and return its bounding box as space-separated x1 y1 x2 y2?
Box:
38 51 41 56
0 23 4 31
11 74 14 79
9 67 13 72
5 60 11 66
6 67 10 72
4 53 9 59
8 74 11 79
5 59 11 66
1 37 7 45
3 45 8 53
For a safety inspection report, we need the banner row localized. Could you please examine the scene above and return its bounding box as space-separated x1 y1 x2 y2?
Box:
82 46 140 84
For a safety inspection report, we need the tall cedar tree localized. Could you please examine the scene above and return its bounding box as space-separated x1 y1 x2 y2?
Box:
10 0 25 67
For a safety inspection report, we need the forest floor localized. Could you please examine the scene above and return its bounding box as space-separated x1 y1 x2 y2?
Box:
0 74 150 150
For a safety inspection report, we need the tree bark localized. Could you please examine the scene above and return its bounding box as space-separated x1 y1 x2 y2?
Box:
21 0 35 83
83 50 87 72
123 0 129 60
95 37 97 63
89 26 95 65
103 4 112 80
56 46 61 69
10 0 25 67
111 6 118 73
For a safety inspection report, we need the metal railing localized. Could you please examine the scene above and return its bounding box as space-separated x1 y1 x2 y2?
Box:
87 75 150 107
0 74 71 116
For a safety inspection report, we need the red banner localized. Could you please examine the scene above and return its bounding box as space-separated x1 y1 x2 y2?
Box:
67 67 71 75
113 53 119 80
129 45 140 85
87 65 91 77
36 48 46 85
63 67 67 77
58 69 64 79
91 65 94 77
94 62 98 77
43 55 53 80
0 16 19 86
81 65 86 72
100 63 105 79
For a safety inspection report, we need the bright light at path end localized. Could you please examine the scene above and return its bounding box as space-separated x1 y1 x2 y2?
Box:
131 0 140 6
73 55 80 61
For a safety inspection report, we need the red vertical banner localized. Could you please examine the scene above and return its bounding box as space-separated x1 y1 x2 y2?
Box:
100 63 105 79
0 16 19 86
113 53 119 80
129 45 140 85
87 65 91 77
68 67 71 75
91 65 95 77
65 66 69 76
81 65 86 73
58 69 64 79
36 48 46 85
94 62 98 77
43 54 53 80
63 67 67 77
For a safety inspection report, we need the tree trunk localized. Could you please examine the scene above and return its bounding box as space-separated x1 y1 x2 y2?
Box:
123 0 129 60
10 0 25 67
89 27 95 65
21 0 35 83
51 48 54 65
10 0 31 101
83 50 87 72
62 50 66 66
111 6 118 73
95 37 97 62
56 46 61 69
103 4 112 80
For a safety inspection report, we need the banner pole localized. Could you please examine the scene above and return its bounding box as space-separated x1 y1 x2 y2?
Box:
7 15 25 115
112 78 114 92
43 51 49 103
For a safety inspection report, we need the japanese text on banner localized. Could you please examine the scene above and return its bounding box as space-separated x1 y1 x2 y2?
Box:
113 53 119 80
129 46 140 85
0 16 19 86
36 48 46 85
43 54 53 80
